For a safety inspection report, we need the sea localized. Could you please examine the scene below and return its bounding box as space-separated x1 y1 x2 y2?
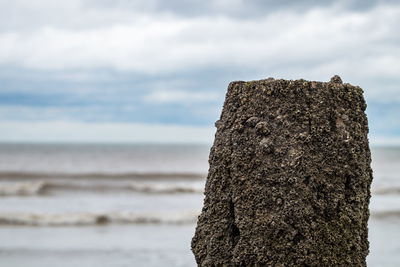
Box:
0 143 398 267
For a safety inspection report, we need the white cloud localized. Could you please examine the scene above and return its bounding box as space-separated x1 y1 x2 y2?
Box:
0 3 399 85
0 120 215 144
144 90 219 104
0 0 398 142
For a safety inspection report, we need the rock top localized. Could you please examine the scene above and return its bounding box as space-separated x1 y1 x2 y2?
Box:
330 75 343 84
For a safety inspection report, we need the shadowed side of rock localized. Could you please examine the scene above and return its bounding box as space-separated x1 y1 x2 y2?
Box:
191 77 372 266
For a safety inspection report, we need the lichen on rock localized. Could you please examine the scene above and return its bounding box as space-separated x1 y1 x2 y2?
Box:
192 76 372 266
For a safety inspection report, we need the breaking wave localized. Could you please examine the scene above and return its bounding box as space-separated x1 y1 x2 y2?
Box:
0 181 204 196
0 171 205 180
372 186 400 195
0 209 398 226
371 210 400 219
0 211 199 226
0 181 46 196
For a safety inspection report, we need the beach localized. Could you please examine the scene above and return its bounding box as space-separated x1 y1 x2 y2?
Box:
0 144 399 266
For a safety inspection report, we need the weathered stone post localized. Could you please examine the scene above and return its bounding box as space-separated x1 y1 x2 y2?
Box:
192 76 372 266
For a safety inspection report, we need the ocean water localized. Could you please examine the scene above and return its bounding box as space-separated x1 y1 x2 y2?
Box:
0 144 399 267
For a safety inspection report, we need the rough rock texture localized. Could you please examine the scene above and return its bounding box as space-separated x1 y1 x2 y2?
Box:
192 76 372 266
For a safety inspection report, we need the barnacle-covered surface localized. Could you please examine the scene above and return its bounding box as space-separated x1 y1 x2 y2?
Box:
192 76 372 266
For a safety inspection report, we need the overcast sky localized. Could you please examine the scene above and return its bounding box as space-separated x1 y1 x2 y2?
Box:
0 0 399 144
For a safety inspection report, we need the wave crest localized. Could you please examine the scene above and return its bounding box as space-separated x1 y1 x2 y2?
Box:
0 181 204 196
373 186 400 195
0 211 199 226
0 181 46 196
0 171 205 180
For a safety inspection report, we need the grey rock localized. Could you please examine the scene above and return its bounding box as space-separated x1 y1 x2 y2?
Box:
192 77 372 266
330 75 343 84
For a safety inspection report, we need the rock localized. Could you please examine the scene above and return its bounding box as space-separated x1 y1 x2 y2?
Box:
330 75 343 84
255 121 270 136
192 77 372 266
245 117 260 127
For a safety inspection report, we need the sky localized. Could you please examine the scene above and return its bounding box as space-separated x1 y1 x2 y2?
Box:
0 0 399 144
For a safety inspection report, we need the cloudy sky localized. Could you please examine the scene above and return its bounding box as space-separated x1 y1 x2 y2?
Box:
0 0 399 144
